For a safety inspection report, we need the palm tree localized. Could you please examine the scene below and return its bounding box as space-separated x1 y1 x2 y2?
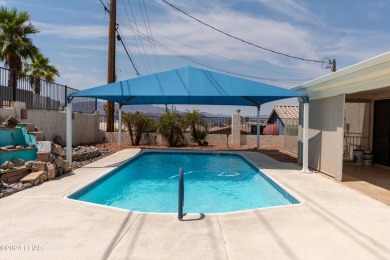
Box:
183 109 208 146
0 7 39 87
22 53 60 95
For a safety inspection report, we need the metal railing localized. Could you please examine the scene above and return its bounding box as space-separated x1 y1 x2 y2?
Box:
344 133 369 161
0 67 96 113
178 168 184 220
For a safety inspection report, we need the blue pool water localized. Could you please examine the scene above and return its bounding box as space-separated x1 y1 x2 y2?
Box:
70 152 298 213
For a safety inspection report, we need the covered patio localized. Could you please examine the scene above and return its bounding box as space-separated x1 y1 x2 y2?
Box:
67 66 310 171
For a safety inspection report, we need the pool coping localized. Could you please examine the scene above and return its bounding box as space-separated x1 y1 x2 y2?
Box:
63 149 305 216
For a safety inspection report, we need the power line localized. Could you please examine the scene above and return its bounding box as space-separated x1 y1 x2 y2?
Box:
139 0 161 71
120 21 311 83
117 27 140 76
124 0 153 73
162 0 326 64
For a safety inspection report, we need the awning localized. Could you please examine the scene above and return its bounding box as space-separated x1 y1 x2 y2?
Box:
68 66 307 106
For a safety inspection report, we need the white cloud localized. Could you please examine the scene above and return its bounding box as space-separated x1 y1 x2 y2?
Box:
34 22 107 40
254 0 317 24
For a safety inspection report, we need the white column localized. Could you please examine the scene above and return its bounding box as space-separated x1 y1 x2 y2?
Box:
66 102 73 166
118 105 122 146
301 101 309 173
256 105 261 150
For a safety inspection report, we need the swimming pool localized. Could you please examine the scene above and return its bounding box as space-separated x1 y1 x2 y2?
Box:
69 151 299 213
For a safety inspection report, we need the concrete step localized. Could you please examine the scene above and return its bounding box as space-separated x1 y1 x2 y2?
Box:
30 131 45 141
20 171 44 185
18 123 36 133
17 123 36 133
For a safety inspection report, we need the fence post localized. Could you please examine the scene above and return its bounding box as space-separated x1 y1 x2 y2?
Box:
12 69 17 101
64 85 68 107
95 98 98 112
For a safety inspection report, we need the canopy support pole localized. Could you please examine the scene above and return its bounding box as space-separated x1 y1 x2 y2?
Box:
256 105 261 151
66 102 73 166
118 105 122 146
302 100 309 173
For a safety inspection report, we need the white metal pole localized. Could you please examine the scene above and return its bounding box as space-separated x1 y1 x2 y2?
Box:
256 105 261 151
118 106 122 146
302 101 309 173
66 102 73 166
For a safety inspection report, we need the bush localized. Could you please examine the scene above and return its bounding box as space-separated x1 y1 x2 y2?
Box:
157 112 184 146
122 111 150 146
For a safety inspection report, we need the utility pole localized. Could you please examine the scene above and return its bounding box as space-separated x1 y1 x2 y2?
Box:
106 0 116 132
331 59 337 72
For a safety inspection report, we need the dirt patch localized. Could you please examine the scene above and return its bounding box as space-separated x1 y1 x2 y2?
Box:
95 143 298 163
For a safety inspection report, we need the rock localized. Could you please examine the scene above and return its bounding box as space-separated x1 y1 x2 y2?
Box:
46 163 56 180
55 168 62 177
25 161 34 169
37 152 50 162
33 161 46 172
52 143 65 157
1 161 15 170
2 189 14 197
4 145 15 149
42 173 48 182
33 178 40 186
53 135 65 146
0 147 7 151
23 183 33 189
15 145 22 149
13 158 26 167
62 160 70 173
2 116 19 128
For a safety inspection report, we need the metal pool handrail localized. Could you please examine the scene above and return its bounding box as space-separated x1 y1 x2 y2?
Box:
178 168 184 220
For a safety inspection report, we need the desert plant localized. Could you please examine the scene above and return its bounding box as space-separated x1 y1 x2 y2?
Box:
183 109 208 146
122 111 150 146
157 112 183 146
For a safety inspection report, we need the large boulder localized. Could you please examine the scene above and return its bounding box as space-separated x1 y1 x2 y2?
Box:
53 135 65 146
52 143 65 157
2 116 19 128
1 161 14 170
46 163 56 180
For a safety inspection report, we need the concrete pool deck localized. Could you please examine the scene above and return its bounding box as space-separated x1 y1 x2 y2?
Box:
1 149 390 259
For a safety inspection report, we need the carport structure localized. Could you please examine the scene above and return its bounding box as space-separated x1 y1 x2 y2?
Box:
293 51 390 181
66 66 309 171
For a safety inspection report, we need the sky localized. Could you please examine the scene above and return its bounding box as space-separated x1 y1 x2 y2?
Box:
3 0 390 116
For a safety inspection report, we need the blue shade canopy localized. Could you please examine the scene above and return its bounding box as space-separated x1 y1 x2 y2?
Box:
68 67 307 106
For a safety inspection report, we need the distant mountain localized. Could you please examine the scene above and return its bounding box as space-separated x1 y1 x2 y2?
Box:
72 101 231 117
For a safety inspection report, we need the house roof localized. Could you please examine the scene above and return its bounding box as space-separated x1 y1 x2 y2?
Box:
68 66 307 106
266 105 299 125
292 51 390 100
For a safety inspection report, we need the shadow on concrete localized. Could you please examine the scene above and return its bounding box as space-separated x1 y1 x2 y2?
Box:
253 210 299 259
102 211 137 259
181 213 206 221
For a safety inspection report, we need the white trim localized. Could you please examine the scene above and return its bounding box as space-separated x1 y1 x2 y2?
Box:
66 103 72 165
293 52 390 100
301 102 309 173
